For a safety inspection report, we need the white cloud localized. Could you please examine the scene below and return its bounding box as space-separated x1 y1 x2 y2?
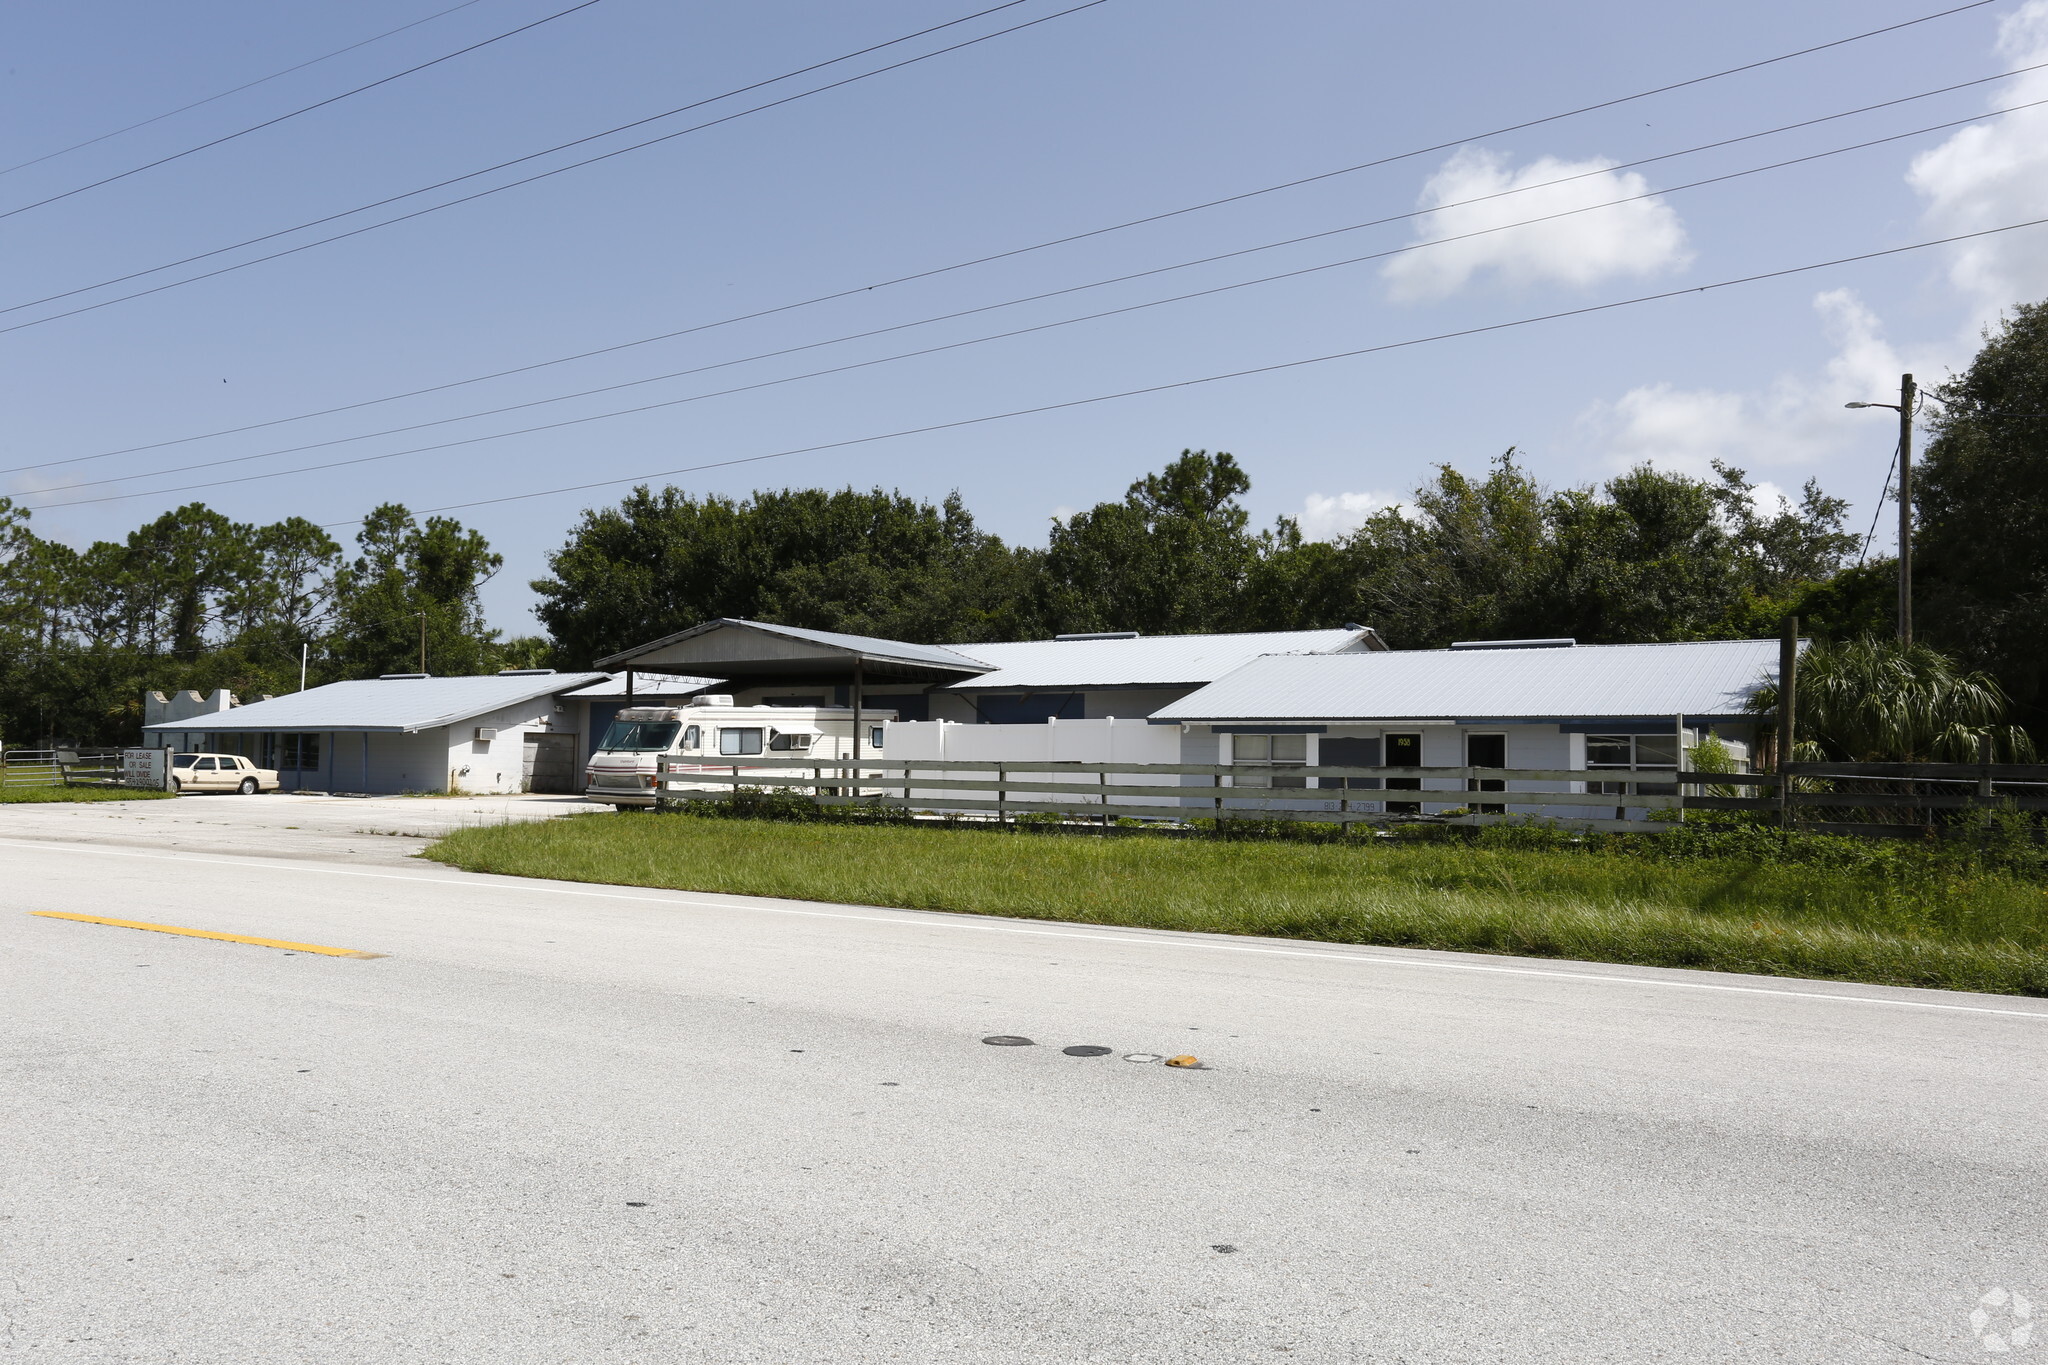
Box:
1576 290 1919 475
1907 1 2048 318
1297 490 1406 542
1382 147 1692 301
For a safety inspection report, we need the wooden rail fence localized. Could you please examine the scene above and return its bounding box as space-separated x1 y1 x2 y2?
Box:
653 757 2048 837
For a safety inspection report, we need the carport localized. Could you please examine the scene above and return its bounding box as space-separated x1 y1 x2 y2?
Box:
595 619 992 757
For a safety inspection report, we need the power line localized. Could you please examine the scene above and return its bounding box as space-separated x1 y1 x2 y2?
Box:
1858 435 1904 564
0 0 608 222
0 0 496 179
0 0 1992 337
28 216 2048 517
18 56 2041 481
29 90 2048 501
372 215 2048 526
0 0 1094 329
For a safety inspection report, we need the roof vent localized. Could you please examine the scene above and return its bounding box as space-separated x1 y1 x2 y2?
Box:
497 668 556 675
1449 638 1576 650
378 672 432 679
687 694 735 708
1054 631 1140 641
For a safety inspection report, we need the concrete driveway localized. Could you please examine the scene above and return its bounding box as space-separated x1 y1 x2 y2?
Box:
2 820 2043 1363
0 789 593 865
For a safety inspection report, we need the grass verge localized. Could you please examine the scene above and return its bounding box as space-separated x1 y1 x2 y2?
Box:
424 813 2048 996
0 786 177 804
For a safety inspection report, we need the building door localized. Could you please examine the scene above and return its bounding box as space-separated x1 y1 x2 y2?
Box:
1465 733 1507 813
1383 732 1423 813
523 732 579 793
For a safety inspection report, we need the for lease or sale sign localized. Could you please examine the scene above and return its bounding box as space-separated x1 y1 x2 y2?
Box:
121 748 170 790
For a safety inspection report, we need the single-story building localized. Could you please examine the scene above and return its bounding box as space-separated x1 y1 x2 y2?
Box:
145 670 613 794
1145 636 1784 819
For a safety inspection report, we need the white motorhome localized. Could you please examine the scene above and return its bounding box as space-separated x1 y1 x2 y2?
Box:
583 695 895 809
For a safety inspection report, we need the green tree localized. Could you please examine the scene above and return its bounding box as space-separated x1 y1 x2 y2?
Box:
1037 450 1261 634
1917 298 2048 726
1752 636 2035 762
533 485 1037 663
328 505 503 678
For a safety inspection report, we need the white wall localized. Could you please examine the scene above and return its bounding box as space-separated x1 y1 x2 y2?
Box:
885 718 1180 811
443 697 575 795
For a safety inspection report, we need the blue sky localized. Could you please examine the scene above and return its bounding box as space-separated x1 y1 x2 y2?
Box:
6 0 2048 634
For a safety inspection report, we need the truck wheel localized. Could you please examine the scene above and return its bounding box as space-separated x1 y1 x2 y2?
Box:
239 777 258 795
171 778 183 793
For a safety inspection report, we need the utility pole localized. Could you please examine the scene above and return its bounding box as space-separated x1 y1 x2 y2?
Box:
1845 372 1919 644
1896 372 1915 646
418 612 428 674
1779 615 1799 832
299 642 308 692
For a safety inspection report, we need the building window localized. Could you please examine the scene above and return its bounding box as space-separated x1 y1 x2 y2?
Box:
1231 733 1307 788
1465 733 1507 813
1586 734 1678 796
718 728 764 756
264 733 321 770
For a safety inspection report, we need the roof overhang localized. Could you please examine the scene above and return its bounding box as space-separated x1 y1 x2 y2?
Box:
594 619 990 686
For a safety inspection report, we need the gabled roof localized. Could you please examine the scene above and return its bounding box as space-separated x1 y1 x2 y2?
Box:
944 628 1373 693
595 618 990 674
1152 639 1785 723
142 671 609 734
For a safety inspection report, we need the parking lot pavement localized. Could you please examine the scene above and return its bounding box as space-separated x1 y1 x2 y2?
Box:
0 790 593 865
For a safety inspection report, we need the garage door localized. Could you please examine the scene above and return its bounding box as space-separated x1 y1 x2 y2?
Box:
523 732 580 794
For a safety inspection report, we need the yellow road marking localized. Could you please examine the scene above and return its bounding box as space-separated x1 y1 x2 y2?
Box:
29 911 384 959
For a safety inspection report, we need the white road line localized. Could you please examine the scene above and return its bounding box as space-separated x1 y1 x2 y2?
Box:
5 836 2046 1021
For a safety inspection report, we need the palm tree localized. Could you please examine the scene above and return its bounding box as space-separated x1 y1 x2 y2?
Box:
1753 636 2035 763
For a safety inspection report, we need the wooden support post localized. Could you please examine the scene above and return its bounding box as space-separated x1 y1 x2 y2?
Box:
850 657 863 800
1675 713 1686 824
996 762 1007 826
1099 769 1109 829
1980 731 1996 834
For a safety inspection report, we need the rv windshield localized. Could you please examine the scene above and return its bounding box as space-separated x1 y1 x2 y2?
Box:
599 720 682 752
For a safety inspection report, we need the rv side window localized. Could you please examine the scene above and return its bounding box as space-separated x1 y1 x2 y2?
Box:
868 727 885 750
718 727 764 756
681 725 700 750
769 731 813 751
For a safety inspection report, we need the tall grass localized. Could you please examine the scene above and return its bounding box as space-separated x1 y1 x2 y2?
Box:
425 813 2048 996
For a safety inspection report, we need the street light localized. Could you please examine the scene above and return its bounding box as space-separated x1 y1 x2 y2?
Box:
1845 373 1916 644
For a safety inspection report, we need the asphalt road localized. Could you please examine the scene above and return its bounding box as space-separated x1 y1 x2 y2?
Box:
2 810 2044 1363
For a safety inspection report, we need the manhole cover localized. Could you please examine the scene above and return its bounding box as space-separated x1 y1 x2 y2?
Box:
982 1035 1034 1046
1123 1053 1163 1063
1062 1045 1113 1057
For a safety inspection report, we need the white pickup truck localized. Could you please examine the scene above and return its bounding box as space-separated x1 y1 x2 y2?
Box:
583 697 895 810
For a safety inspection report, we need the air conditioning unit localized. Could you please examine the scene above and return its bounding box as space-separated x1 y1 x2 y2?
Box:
474 727 497 742
688 695 735 708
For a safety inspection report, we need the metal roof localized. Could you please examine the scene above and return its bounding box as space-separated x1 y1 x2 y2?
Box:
142 671 609 734
1151 639 1786 723
595 618 990 673
945 628 1371 693
559 671 721 699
